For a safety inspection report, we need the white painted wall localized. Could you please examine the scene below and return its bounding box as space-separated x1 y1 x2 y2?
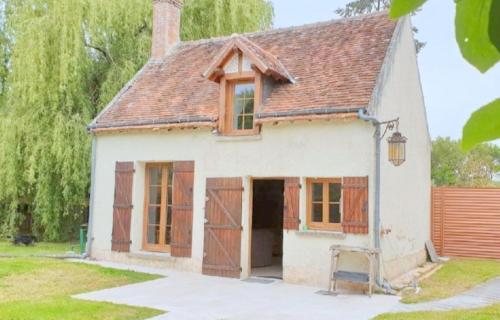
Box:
89 17 431 287
374 17 432 280
90 120 376 286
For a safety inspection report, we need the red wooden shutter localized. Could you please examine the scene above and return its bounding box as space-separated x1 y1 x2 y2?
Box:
283 177 300 230
171 161 195 257
342 176 369 234
202 178 243 278
111 162 134 252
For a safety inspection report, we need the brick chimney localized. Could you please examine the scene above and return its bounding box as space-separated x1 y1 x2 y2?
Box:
151 0 182 61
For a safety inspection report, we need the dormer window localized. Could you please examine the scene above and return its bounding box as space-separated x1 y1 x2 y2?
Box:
202 35 294 136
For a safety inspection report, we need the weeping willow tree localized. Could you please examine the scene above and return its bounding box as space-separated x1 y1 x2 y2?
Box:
0 0 274 240
181 0 274 41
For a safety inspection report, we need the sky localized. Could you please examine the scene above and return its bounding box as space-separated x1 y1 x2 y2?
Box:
271 0 500 142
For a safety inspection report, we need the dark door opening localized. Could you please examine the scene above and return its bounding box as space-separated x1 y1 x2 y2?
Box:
251 179 284 279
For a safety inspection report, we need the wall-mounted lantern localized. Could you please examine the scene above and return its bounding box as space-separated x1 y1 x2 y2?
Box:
387 131 407 166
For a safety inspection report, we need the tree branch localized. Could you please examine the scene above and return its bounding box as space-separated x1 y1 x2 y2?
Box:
84 41 113 64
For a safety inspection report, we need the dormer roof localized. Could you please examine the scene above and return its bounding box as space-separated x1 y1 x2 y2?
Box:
202 35 295 83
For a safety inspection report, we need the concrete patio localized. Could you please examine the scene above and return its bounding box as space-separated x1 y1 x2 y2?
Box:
73 260 400 320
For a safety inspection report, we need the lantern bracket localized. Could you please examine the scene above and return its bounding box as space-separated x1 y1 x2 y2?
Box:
375 117 400 141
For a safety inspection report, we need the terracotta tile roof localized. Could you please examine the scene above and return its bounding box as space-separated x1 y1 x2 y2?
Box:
90 12 397 131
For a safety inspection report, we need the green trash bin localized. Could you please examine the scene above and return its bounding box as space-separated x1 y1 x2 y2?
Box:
80 224 88 254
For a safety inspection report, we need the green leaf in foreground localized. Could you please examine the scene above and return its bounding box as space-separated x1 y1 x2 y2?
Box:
389 0 427 19
462 98 500 150
490 0 500 52
456 0 500 73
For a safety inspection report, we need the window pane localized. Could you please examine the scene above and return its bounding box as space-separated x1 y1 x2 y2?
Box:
329 183 341 202
149 186 162 205
243 116 254 130
233 83 255 130
168 165 173 185
167 185 173 206
147 225 160 244
148 206 161 224
149 167 162 186
234 99 244 115
234 115 244 130
165 225 171 245
329 204 341 224
167 206 172 225
312 203 323 222
244 99 254 114
235 83 254 98
312 183 323 202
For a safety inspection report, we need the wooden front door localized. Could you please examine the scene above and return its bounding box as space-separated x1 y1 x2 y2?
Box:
202 177 243 278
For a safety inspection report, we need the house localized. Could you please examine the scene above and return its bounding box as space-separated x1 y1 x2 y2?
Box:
86 0 431 289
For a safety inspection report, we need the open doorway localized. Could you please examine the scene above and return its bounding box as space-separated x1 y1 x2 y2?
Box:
251 179 284 279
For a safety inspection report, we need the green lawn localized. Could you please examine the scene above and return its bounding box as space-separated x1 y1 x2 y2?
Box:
0 257 165 320
375 258 500 319
374 303 500 320
0 241 80 256
402 258 500 304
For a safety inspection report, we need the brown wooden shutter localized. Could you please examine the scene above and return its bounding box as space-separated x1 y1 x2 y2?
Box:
283 177 300 230
342 176 369 234
202 177 243 278
111 162 134 252
171 161 195 257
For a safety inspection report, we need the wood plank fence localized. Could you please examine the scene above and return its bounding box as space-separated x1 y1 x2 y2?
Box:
432 187 500 259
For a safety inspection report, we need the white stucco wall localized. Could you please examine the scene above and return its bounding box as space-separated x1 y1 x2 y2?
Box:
373 17 432 280
89 17 431 288
90 120 376 287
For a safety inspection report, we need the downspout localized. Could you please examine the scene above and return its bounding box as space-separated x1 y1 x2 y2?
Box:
357 109 382 285
84 134 97 258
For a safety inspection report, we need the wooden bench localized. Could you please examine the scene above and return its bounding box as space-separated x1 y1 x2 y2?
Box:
328 245 380 296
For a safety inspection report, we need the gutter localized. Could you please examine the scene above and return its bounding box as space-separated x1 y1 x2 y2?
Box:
256 106 364 119
88 115 216 132
357 108 382 285
84 134 97 258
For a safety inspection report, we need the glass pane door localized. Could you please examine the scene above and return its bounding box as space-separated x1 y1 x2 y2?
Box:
144 164 173 252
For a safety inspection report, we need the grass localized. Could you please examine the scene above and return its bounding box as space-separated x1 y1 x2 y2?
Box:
0 257 165 320
401 258 500 304
374 303 500 320
375 258 500 320
0 241 80 256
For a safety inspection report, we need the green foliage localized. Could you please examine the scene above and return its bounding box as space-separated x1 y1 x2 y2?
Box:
463 99 500 150
335 0 390 17
491 0 500 51
389 0 427 19
455 0 500 73
335 0 425 52
389 0 500 150
181 0 274 41
432 137 500 187
0 0 274 240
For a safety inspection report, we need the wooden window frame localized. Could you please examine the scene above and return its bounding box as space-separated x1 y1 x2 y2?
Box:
142 163 173 253
306 178 343 232
218 52 263 136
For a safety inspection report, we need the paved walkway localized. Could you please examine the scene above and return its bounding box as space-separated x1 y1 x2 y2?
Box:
391 277 500 313
73 260 400 320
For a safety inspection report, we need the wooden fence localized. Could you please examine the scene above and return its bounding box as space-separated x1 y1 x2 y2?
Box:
432 187 500 259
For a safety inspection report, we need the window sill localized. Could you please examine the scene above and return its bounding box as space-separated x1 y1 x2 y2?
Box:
296 230 347 239
214 134 262 142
